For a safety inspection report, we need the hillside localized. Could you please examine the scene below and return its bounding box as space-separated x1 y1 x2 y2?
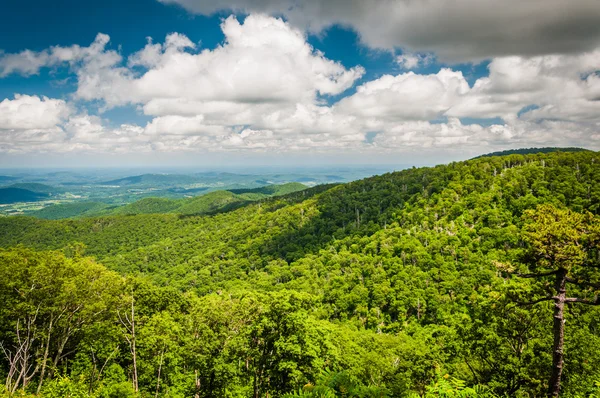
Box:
6 182 63 194
28 201 110 220
228 182 309 196
100 173 199 186
0 175 18 183
0 187 49 204
473 146 590 158
108 183 309 216
26 182 309 219
0 151 599 397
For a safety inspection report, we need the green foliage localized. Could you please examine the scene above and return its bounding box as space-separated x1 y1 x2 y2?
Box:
111 197 181 215
283 369 389 397
23 182 309 219
0 151 599 397
229 182 309 196
29 202 109 219
407 373 497 398
473 147 590 159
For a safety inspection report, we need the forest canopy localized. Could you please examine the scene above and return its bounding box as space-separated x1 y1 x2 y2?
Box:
0 150 599 397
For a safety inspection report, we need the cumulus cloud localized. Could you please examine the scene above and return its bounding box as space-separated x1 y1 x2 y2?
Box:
0 95 72 131
336 69 470 122
0 13 599 157
157 0 600 62
395 53 434 70
0 33 114 77
68 15 364 112
446 50 600 121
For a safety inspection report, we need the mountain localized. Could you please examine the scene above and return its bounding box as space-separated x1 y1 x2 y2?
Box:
28 202 109 220
228 182 308 197
25 183 309 219
6 183 63 194
0 150 599 397
100 173 200 186
473 146 590 158
0 187 49 204
0 175 18 184
108 183 308 216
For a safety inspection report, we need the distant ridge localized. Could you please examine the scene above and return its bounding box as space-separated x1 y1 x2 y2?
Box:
100 173 198 186
0 188 49 204
26 182 309 219
0 176 18 184
6 183 63 194
227 182 306 196
473 147 590 159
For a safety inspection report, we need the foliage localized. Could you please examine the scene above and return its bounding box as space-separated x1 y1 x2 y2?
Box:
0 151 599 397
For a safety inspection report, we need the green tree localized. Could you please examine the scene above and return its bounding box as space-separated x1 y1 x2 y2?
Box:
513 205 600 397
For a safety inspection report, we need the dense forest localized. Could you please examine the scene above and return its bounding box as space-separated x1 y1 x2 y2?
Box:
0 150 599 397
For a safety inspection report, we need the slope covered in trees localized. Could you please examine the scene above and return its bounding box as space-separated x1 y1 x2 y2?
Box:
0 187 49 204
0 151 599 397
28 201 111 220
473 147 590 159
4 183 63 194
23 182 308 219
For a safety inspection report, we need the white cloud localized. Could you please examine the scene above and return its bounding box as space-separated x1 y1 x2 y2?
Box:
1 13 599 159
0 95 71 130
446 50 600 121
396 53 434 70
336 69 470 122
0 33 113 77
70 15 364 111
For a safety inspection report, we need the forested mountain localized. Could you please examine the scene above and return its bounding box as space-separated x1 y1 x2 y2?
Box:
25 182 308 219
0 151 599 397
4 183 63 194
473 147 590 159
100 174 201 187
26 202 111 220
0 187 49 204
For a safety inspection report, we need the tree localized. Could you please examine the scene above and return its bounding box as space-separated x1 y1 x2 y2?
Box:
515 204 600 397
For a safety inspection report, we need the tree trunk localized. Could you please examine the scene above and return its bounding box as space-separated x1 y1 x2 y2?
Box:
155 348 164 398
131 296 138 393
549 268 567 398
37 315 54 394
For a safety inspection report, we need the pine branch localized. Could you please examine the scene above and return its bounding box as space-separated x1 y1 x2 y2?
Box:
516 270 560 278
517 296 555 306
565 278 600 290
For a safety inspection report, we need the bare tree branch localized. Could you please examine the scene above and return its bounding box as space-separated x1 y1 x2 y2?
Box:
565 297 600 305
516 270 560 278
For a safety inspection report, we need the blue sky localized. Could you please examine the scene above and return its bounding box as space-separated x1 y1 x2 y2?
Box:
0 0 599 167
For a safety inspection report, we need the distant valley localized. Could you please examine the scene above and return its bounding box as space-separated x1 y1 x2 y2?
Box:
0 166 396 218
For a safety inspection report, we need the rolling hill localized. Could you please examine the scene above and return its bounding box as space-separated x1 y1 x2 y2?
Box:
0 175 18 184
6 183 64 194
0 187 49 204
23 182 309 219
100 173 200 186
108 182 308 216
473 146 590 158
28 202 110 220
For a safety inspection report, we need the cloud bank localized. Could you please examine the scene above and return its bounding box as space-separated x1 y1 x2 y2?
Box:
158 0 600 62
0 13 599 159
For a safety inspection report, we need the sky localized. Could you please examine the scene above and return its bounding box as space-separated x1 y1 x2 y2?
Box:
1 0 600 168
